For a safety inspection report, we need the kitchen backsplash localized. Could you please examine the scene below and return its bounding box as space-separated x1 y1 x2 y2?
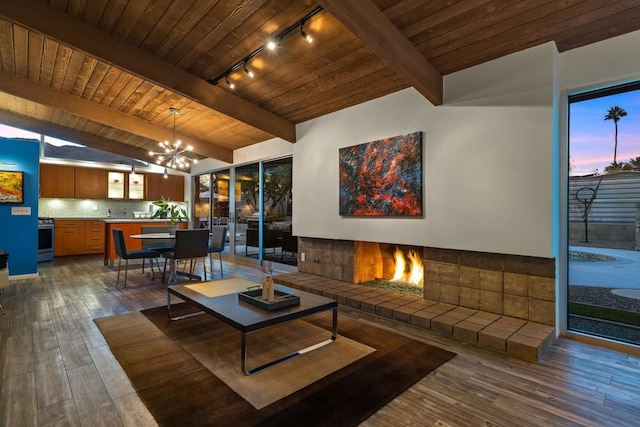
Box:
39 198 188 219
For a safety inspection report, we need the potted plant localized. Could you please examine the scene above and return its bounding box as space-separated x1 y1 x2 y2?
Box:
151 197 188 234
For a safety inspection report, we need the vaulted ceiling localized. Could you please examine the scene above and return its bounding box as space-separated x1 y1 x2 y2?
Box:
0 0 638 168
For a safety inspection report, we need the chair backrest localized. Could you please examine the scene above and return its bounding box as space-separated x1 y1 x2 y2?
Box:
173 229 210 259
218 217 229 226
112 228 127 258
140 225 172 249
209 226 227 251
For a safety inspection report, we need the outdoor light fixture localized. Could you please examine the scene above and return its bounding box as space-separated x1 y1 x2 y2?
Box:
208 6 323 89
163 168 168 179
148 108 197 170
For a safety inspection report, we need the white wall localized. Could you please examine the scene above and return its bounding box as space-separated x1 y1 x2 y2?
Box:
294 43 556 258
558 30 640 92
233 138 293 165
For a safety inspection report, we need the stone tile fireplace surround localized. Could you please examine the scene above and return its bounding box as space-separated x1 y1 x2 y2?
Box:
297 237 556 327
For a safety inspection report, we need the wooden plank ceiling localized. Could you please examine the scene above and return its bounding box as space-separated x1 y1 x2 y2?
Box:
0 0 639 167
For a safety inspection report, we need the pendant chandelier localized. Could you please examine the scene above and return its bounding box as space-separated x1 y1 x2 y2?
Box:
149 108 197 172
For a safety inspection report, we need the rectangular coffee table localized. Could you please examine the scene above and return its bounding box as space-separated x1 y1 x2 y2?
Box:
167 278 338 375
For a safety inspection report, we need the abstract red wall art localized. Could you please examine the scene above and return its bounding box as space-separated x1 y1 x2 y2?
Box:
339 132 423 216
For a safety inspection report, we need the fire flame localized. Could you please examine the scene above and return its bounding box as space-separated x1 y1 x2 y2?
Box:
391 247 424 286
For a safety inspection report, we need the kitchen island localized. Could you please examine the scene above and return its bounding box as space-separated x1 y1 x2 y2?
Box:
103 219 187 267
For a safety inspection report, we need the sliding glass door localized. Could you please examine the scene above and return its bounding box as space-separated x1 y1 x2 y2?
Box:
261 157 295 266
567 82 640 345
195 157 295 267
193 169 231 254
234 163 260 260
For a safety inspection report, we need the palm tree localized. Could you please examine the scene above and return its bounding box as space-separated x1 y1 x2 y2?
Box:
604 162 632 174
604 106 628 165
626 156 640 170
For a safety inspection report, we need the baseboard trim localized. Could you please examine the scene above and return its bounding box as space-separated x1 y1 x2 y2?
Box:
564 330 640 356
9 272 39 281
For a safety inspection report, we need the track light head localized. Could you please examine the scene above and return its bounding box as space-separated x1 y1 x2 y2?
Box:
300 22 313 44
243 64 254 78
225 74 235 90
266 39 278 50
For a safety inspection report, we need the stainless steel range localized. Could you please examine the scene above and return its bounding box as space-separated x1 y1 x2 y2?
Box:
38 217 54 262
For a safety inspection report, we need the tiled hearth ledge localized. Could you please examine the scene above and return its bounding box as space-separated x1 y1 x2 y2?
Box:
274 272 556 362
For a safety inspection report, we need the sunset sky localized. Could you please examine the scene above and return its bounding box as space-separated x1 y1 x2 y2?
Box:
569 89 640 176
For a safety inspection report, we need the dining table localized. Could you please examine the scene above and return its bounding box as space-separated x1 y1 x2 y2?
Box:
129 232 203 284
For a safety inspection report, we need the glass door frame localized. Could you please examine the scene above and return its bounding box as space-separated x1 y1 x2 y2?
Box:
197 155 294 270
561 79 640 354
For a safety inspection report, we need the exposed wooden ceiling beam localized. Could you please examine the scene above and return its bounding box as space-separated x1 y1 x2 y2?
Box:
0 109 153 161
0 0 296 143
0 73 233 163
317 0 443 106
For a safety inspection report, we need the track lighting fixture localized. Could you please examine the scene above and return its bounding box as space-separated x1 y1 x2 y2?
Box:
266 39 278 50
300 22 313 43
225 74 235 89
243 64 254 78
208 6 323 89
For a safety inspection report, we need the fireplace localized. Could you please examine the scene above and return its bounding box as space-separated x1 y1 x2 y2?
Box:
354 242 424 290
297 237 556 327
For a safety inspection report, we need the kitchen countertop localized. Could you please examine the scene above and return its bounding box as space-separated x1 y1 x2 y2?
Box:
54 217 169 222
103 218 170 223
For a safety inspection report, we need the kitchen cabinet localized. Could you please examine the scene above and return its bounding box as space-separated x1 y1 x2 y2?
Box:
40 164 75 198
55 220 106 256
41 164 174 201
84 220 105 254
54 220 85 256
108 171 145 200
107 171 125 199
128 173 145 199
146 173 184 201
75 168 107 199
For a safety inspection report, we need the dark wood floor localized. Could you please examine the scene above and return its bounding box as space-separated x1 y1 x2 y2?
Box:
1 255 639 426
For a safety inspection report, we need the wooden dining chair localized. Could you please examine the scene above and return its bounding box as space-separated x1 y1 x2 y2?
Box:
208 226 227 277
112 228 162 288
161 229 210 285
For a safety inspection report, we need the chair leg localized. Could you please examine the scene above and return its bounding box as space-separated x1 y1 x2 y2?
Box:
116 258 122 287
148 258 156 279
124 259 129 288
141 258 146 274
219 253 223 277
0 289 6 314
203 258 207 281
162 258 168 283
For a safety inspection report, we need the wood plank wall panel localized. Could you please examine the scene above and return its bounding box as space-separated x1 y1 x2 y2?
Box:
3 0 639 160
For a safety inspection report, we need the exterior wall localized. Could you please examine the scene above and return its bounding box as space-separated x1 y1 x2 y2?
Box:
568 222 635 244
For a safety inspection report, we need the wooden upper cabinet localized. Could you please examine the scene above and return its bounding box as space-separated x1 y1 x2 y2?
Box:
146 173 184 201
107 171 125 199
40 164 75 198
128 173 145 200
74 167 107 199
